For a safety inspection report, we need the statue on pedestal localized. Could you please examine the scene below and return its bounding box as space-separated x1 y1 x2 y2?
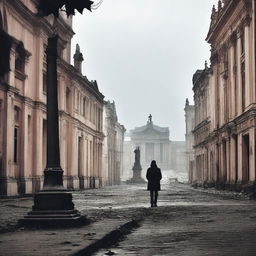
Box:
134 146 142 169
127 146 145 184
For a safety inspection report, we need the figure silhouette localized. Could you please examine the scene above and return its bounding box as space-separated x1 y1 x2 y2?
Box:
146 160 162 207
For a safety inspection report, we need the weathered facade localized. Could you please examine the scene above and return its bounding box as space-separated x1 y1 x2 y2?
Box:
192 0 256 191
184 98 195 183
0 0 104 196
102 101 126 186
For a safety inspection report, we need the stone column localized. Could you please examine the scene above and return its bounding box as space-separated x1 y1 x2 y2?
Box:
230 136 237 183
226 137 231 184
237 133 243 184
244 19 251 106
230 39 236 118
236 30 242 115
249 128 255 182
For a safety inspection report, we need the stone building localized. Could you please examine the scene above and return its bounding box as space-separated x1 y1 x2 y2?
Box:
123 116 186 180
192 0 256 191
184 99 195 183
0 0 105 196
129 116 171 172
102 101 126 186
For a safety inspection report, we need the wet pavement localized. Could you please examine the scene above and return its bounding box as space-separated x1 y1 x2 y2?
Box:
0 182 256 255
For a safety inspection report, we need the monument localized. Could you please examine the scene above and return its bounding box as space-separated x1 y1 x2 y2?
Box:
128 146 146 184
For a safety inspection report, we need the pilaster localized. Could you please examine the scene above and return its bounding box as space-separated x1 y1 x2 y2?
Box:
236 32 242 115
237 133 243 182
244 20 251 107
230 136 237 182
249 127 255 181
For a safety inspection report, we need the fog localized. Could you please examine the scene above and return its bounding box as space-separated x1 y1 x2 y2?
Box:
72 0 216 140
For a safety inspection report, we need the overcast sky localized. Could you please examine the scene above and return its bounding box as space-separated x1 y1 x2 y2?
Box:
71 0 216 141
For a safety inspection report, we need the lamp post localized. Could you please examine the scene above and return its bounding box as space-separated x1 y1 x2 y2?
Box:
19 36 85 227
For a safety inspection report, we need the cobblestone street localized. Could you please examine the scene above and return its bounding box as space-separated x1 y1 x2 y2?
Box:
1 182 256 255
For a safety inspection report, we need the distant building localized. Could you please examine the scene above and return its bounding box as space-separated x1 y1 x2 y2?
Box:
129 116 170 170
123 116 186 180
184 99 195 183
170 141 186 173
191 0 256 191
102 101 125 186
0 0 104 196
192 66 211 186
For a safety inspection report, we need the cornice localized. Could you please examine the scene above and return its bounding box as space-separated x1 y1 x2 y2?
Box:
207 0 251 44
194 107 256 149
192 68 210 92
59 110 104 139
193 119 210 134
58 58 105 102
5 0 74 39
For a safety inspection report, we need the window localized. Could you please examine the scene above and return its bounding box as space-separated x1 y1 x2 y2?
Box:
43 72 47 94
14 127 18 163
66 87 71 113
13 106 20 163
14 106 19 122
76 91 79 111
98 108 101 130
15 44 25 74
83 97 86 117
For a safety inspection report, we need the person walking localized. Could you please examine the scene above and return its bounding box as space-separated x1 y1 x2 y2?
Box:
146 160 162 207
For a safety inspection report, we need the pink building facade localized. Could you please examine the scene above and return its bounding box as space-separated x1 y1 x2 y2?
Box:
192 0 256 192
0 0 104 196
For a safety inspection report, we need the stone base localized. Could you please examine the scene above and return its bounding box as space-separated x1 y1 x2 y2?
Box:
127 167 146 184
126 177 146 184
192 181 256 198
19 190 87 227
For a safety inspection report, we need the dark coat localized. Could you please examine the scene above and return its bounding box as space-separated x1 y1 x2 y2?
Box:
146 167 162 191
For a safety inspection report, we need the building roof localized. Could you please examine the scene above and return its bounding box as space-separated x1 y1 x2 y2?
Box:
131 121 169 134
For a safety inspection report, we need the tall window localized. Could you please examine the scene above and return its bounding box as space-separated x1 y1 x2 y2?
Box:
15 44 25 74
66 87 71 113
76 91 80 111
13 106 20 163
14 127 18 163
83 97 86 117
98 108 101 130
43 72 47 94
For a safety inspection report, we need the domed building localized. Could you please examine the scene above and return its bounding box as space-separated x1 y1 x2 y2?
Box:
123 115 186 181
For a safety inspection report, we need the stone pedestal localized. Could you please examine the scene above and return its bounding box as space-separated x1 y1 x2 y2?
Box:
127 164 146 184
19 190 87 227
